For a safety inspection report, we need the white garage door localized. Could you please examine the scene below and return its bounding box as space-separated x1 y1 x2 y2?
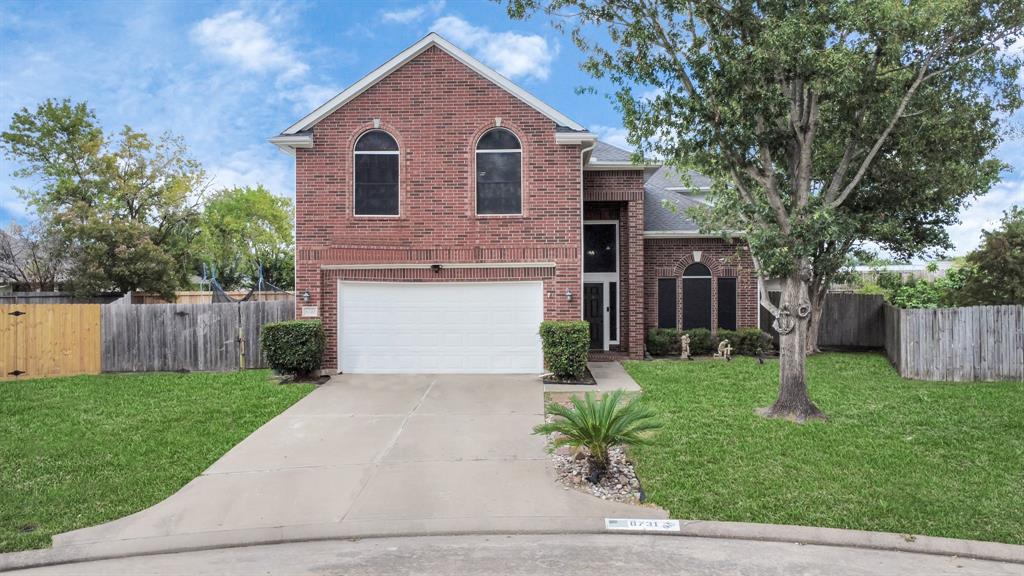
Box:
338 281 544 374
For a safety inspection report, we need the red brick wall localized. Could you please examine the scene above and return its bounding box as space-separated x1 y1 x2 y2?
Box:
584 171 645 201
293 46 583 369
582 169 645 359
644 237 759 335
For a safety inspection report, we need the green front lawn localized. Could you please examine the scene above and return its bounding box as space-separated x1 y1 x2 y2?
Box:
624 353 1023 545
0 371 313 553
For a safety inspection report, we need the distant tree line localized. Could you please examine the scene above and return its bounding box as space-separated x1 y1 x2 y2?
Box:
0 99 294 299
860 207 1024 308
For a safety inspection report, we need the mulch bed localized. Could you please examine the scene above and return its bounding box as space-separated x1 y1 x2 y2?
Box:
542 366 597 386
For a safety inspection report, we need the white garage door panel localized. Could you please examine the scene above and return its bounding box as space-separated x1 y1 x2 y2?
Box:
339 282 544 374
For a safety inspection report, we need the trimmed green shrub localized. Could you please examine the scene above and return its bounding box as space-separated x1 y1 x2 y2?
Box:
713 328 771 355
684 328 714 355
261 320 325 379
539 320 590 379
646 328 680 356
736 327 773 355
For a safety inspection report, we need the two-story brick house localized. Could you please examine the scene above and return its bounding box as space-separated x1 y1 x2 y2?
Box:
271 33 758 374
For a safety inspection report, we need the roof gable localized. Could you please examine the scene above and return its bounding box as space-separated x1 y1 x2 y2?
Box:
280 33 584 136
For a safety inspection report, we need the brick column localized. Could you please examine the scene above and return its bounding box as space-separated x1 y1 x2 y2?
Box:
627 198 645 358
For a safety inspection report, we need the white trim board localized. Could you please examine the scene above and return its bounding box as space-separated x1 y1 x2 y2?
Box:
280 33 585 137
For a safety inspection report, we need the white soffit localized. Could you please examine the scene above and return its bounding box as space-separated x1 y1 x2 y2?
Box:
281 32 585 136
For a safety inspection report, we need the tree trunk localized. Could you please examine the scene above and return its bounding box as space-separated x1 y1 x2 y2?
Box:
758 271 826 422
805 283 829 354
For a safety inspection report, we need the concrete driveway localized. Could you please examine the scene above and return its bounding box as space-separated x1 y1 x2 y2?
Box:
52 374 664 554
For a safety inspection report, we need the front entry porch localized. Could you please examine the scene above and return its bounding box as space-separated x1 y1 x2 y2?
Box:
582 199 644 359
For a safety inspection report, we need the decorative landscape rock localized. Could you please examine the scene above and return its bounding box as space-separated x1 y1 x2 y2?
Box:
552 446 643 503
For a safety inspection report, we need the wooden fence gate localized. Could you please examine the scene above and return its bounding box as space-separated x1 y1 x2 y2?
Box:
0 304 102 380
1 300 293 380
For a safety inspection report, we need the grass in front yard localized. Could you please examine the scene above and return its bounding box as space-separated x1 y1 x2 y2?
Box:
623 353 1023 544
0 370 313 553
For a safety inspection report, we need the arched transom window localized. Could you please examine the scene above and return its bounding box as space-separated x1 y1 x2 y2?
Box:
476 128 522 215
354 130 399 216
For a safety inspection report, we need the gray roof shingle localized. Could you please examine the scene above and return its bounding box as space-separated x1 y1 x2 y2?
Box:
587 140 714 233
589 141 634 163
643 166 710 232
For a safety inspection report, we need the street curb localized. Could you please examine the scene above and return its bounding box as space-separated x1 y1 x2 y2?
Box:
1 517 1021 572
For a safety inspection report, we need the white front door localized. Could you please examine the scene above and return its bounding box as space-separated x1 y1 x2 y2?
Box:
337 281 544 374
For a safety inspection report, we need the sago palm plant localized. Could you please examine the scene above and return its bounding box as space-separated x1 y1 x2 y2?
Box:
533 390 662 482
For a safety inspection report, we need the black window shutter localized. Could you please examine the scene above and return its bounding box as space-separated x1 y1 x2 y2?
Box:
682 277 712 330
658 278 677 329
717 277 737 330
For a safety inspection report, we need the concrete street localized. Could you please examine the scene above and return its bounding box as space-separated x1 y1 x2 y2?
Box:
13 534 1021 575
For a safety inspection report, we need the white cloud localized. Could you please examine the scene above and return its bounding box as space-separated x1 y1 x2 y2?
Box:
381 1 445 25
288 83 340 114
591 124 632 151
430 16 556 81
188 8 338 113
946 178 1023 255
207 146 295 198
190 10 308 82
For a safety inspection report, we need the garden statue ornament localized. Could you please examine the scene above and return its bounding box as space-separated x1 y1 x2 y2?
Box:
679 333 691 360
715 339 733 361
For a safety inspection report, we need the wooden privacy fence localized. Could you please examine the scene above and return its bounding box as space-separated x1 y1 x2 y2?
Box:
1 304 102 380
761 292 885 348
884 304 1023 382
1 300 294 380
102 300 294 372
817 293 886 348
130 291 294 305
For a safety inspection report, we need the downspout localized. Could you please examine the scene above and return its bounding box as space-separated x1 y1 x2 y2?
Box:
579 140 596 322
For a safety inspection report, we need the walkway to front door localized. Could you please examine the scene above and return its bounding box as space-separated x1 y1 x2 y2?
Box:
53 374 664 555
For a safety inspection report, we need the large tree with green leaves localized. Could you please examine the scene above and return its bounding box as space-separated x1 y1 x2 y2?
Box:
800 71 1006 351
1 99 206 299
195 185 295 290
953 206 1024 305
509 0 1023 420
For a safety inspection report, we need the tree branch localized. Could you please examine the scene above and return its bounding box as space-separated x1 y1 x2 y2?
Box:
825 57 930 209
749 251 779 318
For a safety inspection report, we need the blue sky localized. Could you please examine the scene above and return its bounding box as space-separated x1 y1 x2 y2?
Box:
1 0 1020 255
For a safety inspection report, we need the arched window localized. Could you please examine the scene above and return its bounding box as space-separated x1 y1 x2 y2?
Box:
354 130 399 216
682 263 712 330
476 128 522 215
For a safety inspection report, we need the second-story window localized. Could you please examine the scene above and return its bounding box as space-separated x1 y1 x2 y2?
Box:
476 128 522 215
354 130 399 216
